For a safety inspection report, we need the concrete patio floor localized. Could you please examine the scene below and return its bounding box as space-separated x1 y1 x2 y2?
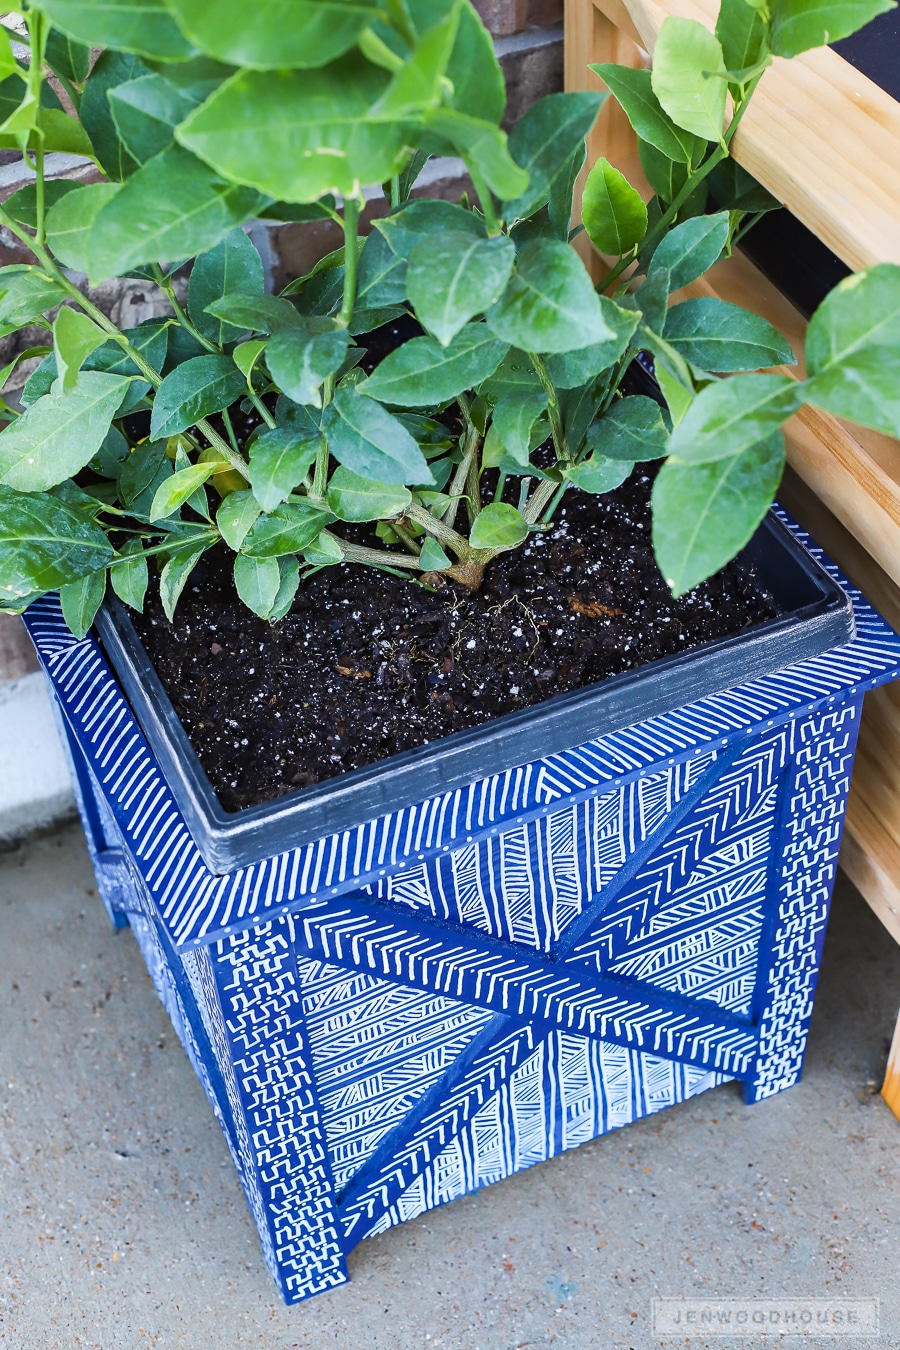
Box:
1 822 899 1350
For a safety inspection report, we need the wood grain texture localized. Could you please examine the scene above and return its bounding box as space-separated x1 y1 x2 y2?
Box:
585 0 900 269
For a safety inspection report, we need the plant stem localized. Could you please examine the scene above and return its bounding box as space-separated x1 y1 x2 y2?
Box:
405 501 471 559
443 418 480 529
153 264 217 353
391 520 422 555
466 163 501 235
529 353 568 460
0 210 251 481
339 196 361 329
594 75 766 294
337 538 424 571
523 477 559 524
493 470 507 504
221 407 240 454
540 480 569 522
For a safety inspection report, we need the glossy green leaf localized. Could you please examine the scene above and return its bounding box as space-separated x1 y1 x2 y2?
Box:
241 499 330 557
117 439 171 515
53 308 107 394
585 395 668 461
650 17 728 141
543 295 639 387
150 354 245 439
177 54 409 202
302 530 343 568
444 0 505 123
45 26 91 84
581 157 648 256
408 231 515 346
46 183 121 274
563 455 632 493
770 0 894 58
89 423 130 479
60 568 106 639
705 159 780 213
232 341 266 382
637 137 690 207
79 49 146 180
204 293 299 335
423 107 528 200
108 72 198 166
24 318 170 410
110 536 148 611
0 265 67 337
164 0 376 68
216 489 260 550
502 91 605 219
652 433 785 595
267 553 301 620
547 141 586 241
715 0 769 76
159 542 211 621
376 199 485 261
490 390 549 467
803 263 900 438
667 372 802 463
323 386 434 485
485 239 613 354
149 463 216 520
372 7 460 117
0 27 20 81
4 181 79 233
633 266 671 335
649 212 729 292
266 323 349 408
233 552 280 618
354 229 408 318
418 536 452 570
589 63 703 163
35 0 195 60
665 297 795 371
188 228 264 345
326 465 411 522
247 428 321 511
0 484 113 605
477 347 543 401
469 501 528 549
363 325 508 406
0 372 130 492
655 360 694 427
87 146 265 283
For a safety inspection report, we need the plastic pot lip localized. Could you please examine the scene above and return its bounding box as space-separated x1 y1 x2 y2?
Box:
94 507 854 874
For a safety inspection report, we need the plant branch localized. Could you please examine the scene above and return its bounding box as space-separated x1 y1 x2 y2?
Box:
405 501 472 559
522 477 560 524
529 353 568 460
443 417 480 529
339 196 361 328
336 538 424 571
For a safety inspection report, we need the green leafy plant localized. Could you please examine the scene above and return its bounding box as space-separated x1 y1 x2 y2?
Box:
0 0 897 636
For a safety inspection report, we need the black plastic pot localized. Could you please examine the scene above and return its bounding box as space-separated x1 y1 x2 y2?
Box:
737 10 899 318
94 511 854 874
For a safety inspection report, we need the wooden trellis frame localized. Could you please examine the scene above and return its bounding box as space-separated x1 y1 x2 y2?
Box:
564 0 900 1119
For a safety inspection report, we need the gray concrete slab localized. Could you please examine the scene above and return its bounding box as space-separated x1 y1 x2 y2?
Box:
1 822 899 1350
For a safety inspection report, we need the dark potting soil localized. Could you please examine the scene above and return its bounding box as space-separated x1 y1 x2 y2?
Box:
131 466 777 812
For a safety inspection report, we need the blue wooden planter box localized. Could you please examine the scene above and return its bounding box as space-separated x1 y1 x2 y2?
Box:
22 515 900 1305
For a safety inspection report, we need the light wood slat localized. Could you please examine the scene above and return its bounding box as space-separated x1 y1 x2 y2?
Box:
883 1010 900 1123
583 0 900 270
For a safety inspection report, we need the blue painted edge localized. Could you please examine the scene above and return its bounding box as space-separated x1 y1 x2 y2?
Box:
21 508 900 951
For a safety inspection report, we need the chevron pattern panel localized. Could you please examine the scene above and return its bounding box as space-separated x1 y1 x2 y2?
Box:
25 513 900 1303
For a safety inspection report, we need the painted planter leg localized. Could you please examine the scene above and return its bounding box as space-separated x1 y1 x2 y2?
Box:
742 701 863 1103
192 922 348 1302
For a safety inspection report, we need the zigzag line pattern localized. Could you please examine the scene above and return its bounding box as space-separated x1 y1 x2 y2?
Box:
292 899 759 1076
21 512 900 950
295 958 492 1191
564 724 794 1014
357 1031 724 1241
365 756 714 950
